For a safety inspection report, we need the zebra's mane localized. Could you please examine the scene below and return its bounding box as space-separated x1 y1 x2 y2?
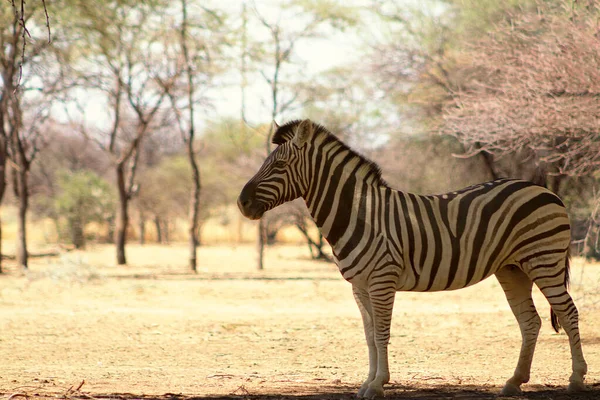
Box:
272 119 388 188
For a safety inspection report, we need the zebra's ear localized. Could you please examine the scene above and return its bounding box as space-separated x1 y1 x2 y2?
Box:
293 119 313 148
272 120 280 132
271 120 292 145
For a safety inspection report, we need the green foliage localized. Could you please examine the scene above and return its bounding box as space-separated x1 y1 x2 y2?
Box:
444 0 538 41
202 118 266 161
135 150 235 226
54 170 115 247
291 0 360 29
55 170 115 223
372 0 541 128
137 155 191 219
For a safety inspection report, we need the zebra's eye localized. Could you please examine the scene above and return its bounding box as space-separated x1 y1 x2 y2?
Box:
273 160 286 168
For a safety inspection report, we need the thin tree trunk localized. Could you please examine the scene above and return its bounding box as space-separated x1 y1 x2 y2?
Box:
115 163 128 265
472 142 499 180
164 219 170 244
106 215 115 244
0 132 6 273
180 0 201 273
8 83 29 269
256 123 277 270
16 169 28 268
70 216 85 249
0 216 3 273
186 135 201 271
549 174 564 195
139 213 145 245
257 218 266 270
154 215 162 243
188 169 200 271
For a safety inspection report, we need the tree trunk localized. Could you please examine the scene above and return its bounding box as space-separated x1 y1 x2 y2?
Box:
187 142 201 272
70 216 85 249
188 223 197 271
257 218 266 270
0 156 5 273
584 222 600 260
154 215 162 243
16 168 28 269
180 0 201 273
549 174 564 195
164 219 170 244
106 215 115 244
295 222 332 262
0 216 3 274
0 115 6 273
115 163 128 265
139 213 145 245
477 147 500 180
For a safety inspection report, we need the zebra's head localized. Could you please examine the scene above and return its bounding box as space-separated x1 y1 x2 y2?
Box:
238 119 314 220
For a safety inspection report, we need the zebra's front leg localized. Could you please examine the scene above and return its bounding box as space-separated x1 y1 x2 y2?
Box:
353 286 377 398
353 285 396 398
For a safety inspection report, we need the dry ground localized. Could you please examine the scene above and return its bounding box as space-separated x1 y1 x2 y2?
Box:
1 244 600 400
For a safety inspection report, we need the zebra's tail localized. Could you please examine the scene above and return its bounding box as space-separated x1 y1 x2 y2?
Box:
550 248 571 333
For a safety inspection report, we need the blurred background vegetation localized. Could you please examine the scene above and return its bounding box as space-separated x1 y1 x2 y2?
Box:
1 0 599 272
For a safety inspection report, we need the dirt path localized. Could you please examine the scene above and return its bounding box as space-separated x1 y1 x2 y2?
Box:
1 244 600 399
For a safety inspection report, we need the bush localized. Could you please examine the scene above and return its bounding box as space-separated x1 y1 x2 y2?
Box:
54 170 115 248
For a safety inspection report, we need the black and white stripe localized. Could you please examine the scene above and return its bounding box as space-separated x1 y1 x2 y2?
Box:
238 119 587 398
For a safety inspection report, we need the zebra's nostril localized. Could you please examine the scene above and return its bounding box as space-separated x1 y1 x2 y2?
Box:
237 195 252 211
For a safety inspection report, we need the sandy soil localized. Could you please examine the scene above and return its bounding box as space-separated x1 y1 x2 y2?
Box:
1 244 600 399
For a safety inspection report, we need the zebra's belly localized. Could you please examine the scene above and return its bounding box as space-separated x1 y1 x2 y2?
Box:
402 255 505 292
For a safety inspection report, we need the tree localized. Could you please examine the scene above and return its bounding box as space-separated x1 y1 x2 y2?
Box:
54 170 115 248
134 156 188 244
441 2 600 185
1 1 60 269
439 1 600 257
369 0 542 183
163 0 226 271
374 0 600 257
71 0 177 264
250 0 358 269
30 130 111 243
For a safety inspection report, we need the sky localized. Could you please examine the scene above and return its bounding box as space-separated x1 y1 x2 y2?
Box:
48 0 396 139
207 0 379 127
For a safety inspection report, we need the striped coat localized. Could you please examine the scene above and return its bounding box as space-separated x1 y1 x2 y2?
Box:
238 119 587 398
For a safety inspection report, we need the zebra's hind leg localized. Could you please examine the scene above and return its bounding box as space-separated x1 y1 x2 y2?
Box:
532 269 587 391
495 265 541 396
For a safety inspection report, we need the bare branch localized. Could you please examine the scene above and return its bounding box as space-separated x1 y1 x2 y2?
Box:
441 9 600 178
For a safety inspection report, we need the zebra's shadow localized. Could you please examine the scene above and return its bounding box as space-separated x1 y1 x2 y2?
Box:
382 381 600 399
62 381 600 400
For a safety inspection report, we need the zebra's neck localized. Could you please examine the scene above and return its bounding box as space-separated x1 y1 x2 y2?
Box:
302 134 386 249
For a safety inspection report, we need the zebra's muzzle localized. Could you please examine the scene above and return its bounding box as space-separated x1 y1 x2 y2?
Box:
238 187 266 220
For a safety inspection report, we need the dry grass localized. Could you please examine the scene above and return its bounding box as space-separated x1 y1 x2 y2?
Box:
0 205 313 251
1 244 600 399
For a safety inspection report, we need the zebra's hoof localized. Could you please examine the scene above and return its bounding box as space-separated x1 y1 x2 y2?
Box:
357 384 368 398
568 380 586 392
500 382 522 396
363 386 384 399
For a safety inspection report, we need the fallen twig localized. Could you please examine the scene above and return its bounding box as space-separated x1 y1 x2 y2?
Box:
8 393 29 400
230 384 250 396
65 380 85 397
206 374 235 379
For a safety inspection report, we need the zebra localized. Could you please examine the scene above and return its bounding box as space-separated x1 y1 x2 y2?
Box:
237 119 587 398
